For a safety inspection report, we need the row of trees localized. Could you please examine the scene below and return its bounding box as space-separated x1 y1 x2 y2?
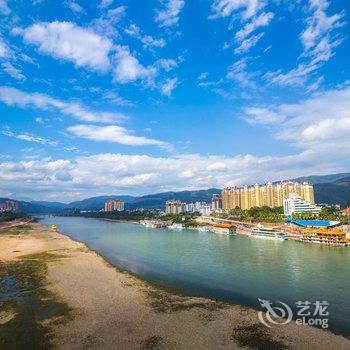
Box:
212 206 285 223
212 205 349 223
0 211 27 222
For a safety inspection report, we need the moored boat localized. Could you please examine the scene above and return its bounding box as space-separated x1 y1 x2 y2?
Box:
250 224 288 240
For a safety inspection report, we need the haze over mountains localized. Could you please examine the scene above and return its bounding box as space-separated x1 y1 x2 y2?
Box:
2 173 350 213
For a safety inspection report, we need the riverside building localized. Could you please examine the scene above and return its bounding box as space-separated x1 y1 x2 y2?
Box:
104 199 124 212
221 181 315 211
283 194 321 215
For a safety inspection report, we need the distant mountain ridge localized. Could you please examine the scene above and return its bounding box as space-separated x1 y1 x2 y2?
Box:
2 172 350 213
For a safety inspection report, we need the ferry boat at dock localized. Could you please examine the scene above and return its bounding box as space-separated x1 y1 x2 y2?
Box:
299 227 349 246
210 223 236 235
250 225 288 241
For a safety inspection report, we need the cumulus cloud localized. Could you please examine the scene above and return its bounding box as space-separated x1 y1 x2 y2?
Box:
113 45 156 83
67 124 171 149
155 0 185 27
0 86 127 123
0 149 345 201
243 88 350 153
14 21 112 71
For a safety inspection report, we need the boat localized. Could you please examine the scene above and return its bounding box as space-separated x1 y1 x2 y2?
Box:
168 223 184 230
210 223 236 235
299 227 349 246
250 224 288 240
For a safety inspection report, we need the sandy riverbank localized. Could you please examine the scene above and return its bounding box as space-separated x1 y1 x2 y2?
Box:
0 222 349 349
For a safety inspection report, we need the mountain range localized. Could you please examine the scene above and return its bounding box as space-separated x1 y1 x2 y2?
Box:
2 172 350 213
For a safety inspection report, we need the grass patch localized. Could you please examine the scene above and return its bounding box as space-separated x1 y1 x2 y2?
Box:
231 324 288 350
145 288 225 313
0 224 32 236
141 335 163 350
0 252 71 349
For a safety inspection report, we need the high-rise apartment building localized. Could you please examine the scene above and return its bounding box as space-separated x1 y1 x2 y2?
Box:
165 200 184 214
211 194 222 211
221 181 315 211
104 199 124 212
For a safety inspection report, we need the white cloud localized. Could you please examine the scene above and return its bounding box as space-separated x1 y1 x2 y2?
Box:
0 37 9 58
210 1 272 54
210 0 265 19
160 78 178 96
14 21 112 71
91 6 126 38
235 11 273 41
66 0 84 13
125 24 166 49
244 107 286 125
266 0 344 88
155 58 178 72
2 129 58 146
300 0 344 52
98 0 114 9
67 124 170 149
1 149 346 201
113 45 156 83
198 72 208 80
0 86 127 123
2 62 26 80
234 32 264 54
226 58 256 88
155 0 185 27
243 88 350 153
0 0 10 15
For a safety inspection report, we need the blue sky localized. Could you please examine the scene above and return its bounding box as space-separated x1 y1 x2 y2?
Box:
0 0 350 201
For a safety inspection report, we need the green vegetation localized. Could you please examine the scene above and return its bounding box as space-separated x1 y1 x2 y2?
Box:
159 213 199 227
291 206 348 222
0 211 27 223
145 287 224 313
58 210 200 227
0 224 32 236
231 324 288 350
213 206 284 223
0 253 71 349
59 210 157 221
